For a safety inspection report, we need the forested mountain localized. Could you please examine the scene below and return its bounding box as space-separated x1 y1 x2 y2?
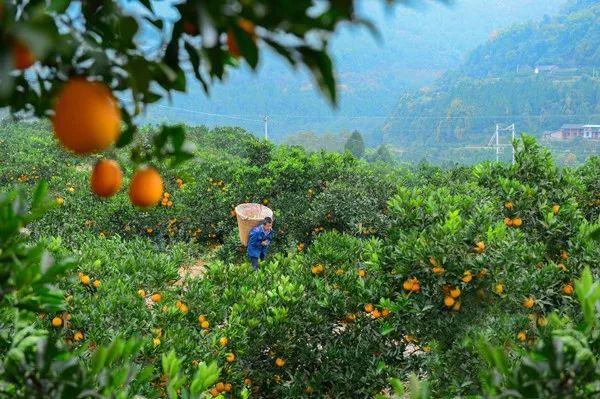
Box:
461 2 600 77
384 1 600 147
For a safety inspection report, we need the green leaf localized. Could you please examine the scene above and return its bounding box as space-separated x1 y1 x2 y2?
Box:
91 347 108 374
389 378 405 396
48 0 71 14
589 226 600 242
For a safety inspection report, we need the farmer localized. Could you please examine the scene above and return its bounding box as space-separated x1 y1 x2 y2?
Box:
247 217 274 270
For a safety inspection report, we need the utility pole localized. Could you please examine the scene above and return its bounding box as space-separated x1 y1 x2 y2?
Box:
487 123 516 164
510 123 515 165
495 124 500 163
263 115 269 141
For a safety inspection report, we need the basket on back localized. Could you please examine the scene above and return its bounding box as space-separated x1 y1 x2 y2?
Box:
235 203 273 246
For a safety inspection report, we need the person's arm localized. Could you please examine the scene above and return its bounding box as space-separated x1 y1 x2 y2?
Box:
247 228 261 249
260 231 273 258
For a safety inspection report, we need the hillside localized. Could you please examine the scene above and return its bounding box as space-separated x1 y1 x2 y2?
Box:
384 1 600 148
461 2 600 78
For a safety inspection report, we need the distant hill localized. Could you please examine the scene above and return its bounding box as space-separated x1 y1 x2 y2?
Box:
461 3 600 78
384 1 600 147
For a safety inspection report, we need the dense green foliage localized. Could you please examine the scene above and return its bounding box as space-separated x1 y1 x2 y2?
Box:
344 131 366 158
2 122 600 397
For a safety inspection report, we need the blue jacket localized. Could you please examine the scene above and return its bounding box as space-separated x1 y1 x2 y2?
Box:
247 225 274 258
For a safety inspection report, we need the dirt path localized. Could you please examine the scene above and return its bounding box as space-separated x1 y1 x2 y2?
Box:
173 259 207 287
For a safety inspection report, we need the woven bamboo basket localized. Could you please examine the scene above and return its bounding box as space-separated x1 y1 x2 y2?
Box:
235 203 273 246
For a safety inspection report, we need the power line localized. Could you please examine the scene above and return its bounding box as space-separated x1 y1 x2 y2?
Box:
119 97 600 122
154 104 263 123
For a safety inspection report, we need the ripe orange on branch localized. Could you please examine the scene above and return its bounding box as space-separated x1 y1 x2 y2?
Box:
129 167 164 208
91 159 123 197
474 241 485 254
227 19 257 58
562 283 574 295
12 39 35 70
52 78 121 154
522 296 535 308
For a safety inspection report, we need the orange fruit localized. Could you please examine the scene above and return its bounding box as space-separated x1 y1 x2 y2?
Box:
275 357 285 367
450 287 461 298
227 29 241 57
129 167 164 208
179 303 189 314
553 204 560 215
517 331 526 342
227 19 256 58
219 337 229 346
462 271 473 283
198 314 206 323
494 283 504 294
477 268 489 278
91 159 123 197
504 217 513 227
537 316 548 327
557 263 568 272
504 201 514 210
80 274 90 285
522 296 535 308
201 320 210 329
512 217 523 227
151 293 162 302
183 21 197 35
444 296 455 307
74 331 84 341
226 353 235 362
12 39 35 70
433 266 444 274
51 316 63 327
244 378 252 386
224 383 232 392
311 264 323 274
364 303 374 313
52 78 121 154
372 309 382 319
215 382 225 393
474 241 485 253
153 338 161 347
562 283 573 295
357 269 366 278
381 308 390 317
137 289 146 298
560 250 569 260
452 302 461 311
92 279 101 288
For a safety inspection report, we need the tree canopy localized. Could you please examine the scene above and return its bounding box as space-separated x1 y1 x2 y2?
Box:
0 0 446 166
